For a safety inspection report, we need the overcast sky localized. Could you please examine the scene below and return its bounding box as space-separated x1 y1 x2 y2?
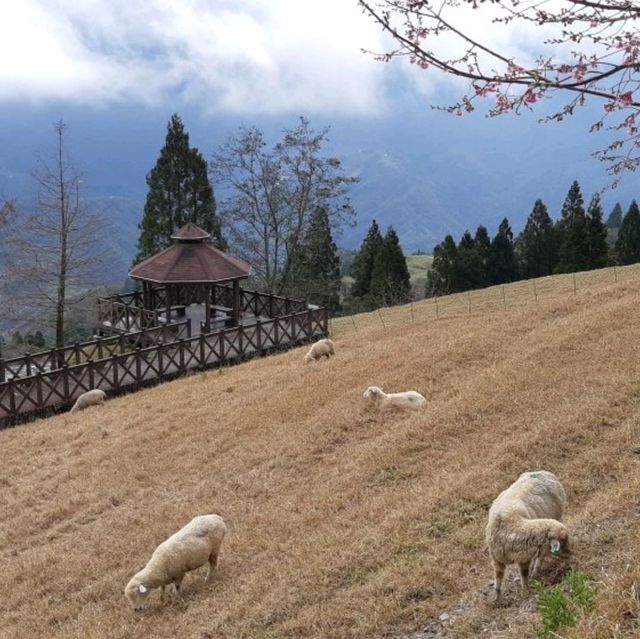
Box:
0 0 563 117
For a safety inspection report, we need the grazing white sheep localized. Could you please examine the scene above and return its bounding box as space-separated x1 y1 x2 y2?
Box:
124 514 227 610
69 389 107 413
362 386 427 411
304 338 335 363
486 470 569 600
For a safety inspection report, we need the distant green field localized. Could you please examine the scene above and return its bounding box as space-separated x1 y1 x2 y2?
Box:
406 254 433 293
341 254 433 297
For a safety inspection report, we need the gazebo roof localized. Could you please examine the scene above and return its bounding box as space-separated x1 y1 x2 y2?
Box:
129 223 251 284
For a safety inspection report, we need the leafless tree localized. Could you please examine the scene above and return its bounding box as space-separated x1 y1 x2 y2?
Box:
211 117 357 294
359 0 640 182
10 121 104 348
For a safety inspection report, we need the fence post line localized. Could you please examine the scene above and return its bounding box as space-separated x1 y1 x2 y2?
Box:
8 378 16 416
435 296 439 318
256 319 263 353
614 265 618 283
532 279 538 302
26 353 32 377
306 308 313 338
178 339 185 372
97 337 103 360
238 326 244 358
377 308 386 330
274 318 280 346
0 359 5 384
573 272 577 295
501 286 506 309
468 291 472 315
410 301 415 323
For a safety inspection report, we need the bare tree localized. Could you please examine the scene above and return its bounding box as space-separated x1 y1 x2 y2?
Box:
359 0 640 182
211 118 357 294
10 121 103 349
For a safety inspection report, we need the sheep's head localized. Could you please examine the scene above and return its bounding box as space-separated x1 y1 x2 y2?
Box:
363 386 384 401
304 351 314 363
546 522 570 559
124 577 150 611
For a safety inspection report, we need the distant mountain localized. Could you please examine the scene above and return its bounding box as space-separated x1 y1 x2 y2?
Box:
1 100 636 276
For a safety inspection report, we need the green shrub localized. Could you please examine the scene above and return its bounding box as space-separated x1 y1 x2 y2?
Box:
534 569 596 638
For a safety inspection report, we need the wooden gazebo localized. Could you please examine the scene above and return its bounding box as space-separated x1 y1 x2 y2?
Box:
129 223 251 333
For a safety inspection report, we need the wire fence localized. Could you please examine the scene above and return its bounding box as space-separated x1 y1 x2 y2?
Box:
329 263 640 338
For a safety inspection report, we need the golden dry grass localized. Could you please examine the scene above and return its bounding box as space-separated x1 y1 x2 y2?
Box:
1 274 640 638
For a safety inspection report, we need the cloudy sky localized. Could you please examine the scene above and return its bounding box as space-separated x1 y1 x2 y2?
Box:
0 0 564 116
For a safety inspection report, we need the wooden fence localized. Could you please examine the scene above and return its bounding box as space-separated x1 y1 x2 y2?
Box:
0 322 191 382
0 308 328 427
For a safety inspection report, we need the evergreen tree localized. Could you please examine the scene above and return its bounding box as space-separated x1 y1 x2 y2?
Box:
606 202 623 229
136 114 224 262
474 225 491 287
457 230 484 290
517 199 557 278
288 207 341 311
487 218 518 284
585 194 609 269
369 227 411 305
556 181 589 273
426 235 459 295
351 219 384 299
615 200 640 265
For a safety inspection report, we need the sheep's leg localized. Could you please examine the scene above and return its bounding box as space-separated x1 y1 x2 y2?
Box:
173 575 184 596
205 551 219 582
492 559 505 601
161 585 167 602
529 557 540 580
518 561 532 591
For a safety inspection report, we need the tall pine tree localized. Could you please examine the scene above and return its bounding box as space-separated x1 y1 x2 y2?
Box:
457 230 484 290
350 220 384 299
288 207 341 311
136 114 224 262
426 235 459 296
556 181 589 273
369 226 411 305
606 203 623 229
474 225 491 288
615 200 640 265
585 194 609 269
516 199 557 278
487 218 518 284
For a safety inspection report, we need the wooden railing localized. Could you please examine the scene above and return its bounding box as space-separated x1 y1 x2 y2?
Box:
0 322 190 382
0 308 328 426
97 285 311 325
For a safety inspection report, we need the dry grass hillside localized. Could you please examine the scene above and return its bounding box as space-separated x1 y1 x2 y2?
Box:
1 277 640 639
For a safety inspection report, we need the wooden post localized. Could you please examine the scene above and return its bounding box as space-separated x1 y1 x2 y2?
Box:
205 284 212 334
378 308 386 330
35 372 43 408
435 296 439 318
135 347 142 388
614 265 618 283
112 354 119 389
75 343 81 365
573 272 577 295
269 294 274 318
166 285 172 325
62 365 70 404
8 378 16 416
97 337 104 360
306 309 312 337
199 334 206 366
501 286 506 309
158 345 165 376
87 360 95 389
178 339 185 372
238 326 244 357
532 279 538 302
0 359 5 384
468 291 472 314
26 353 32 378
232 280 241 327
256 319 262 353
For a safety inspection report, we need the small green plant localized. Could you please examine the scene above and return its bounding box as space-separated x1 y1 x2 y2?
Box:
534 570 596 638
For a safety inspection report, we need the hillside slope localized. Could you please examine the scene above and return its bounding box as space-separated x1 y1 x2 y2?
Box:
1 281 640 638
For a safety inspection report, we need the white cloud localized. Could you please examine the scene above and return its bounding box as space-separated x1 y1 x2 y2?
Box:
0 0 387 115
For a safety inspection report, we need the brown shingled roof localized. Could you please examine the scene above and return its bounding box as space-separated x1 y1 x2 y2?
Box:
129 223 251 284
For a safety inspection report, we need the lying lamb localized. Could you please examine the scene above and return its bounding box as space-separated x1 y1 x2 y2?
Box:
304 338 335 363
125 514 227 610
69 389 107 413
362 386 427 411
486 470 569 600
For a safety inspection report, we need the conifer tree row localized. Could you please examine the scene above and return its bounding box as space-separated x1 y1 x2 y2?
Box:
426 180 619 297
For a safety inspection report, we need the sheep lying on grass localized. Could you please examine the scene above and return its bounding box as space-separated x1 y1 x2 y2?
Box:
69 389 107 413
125 514 227 610
304 338 335 363
362 386 427 411
486 470 569 601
